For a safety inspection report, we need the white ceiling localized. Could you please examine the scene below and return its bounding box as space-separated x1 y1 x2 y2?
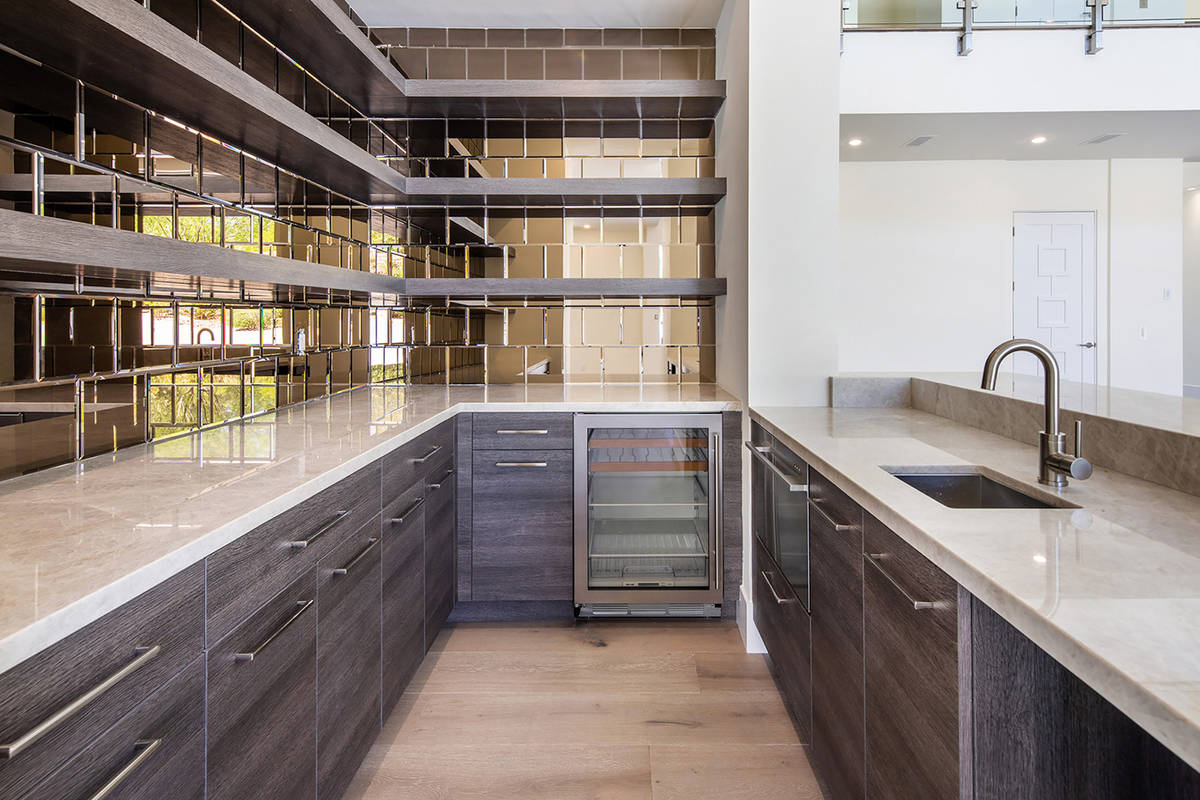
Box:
840 111 1200 163
348 0 726 29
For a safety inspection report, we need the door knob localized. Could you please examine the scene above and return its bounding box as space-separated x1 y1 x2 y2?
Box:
1077 342 1096 348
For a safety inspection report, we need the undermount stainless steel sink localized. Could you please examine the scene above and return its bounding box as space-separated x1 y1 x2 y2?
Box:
885 469 1078 510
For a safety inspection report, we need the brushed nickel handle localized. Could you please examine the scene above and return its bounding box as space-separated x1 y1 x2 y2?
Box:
428 468 455 490
86 738 162 800
1077 342 1096 348
390 496 425 525
0 645 162 759
745 442 808 493
495 462 547 468
411 445 442 464
712 430 721 592
332 538 379 576
809 498 856 532
234 600 314 663
762 570 797 605
865 553 939 610
288 511 349 549
496 429 549 435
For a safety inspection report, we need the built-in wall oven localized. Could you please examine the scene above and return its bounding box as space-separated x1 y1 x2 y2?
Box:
574 414 723 617
748 422 810 610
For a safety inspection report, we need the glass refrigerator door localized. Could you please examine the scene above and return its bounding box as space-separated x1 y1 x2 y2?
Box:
586 425 712 590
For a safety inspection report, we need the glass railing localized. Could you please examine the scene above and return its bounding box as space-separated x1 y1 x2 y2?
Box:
844 0 1198 28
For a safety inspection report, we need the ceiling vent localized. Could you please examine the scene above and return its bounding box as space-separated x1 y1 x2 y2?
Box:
904 135 936 147
1082 133 1125 145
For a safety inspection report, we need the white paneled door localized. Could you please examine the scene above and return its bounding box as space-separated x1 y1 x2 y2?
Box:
1012 212 1098 384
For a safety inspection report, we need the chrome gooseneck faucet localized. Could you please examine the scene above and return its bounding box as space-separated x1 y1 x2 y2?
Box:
981 338 1092 488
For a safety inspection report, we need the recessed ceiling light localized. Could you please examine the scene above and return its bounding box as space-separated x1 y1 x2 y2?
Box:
847 138 863 147
1030 136 1048 144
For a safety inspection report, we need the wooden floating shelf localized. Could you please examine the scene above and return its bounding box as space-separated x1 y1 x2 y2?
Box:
403 278 726 300
403 178 726 207
589 438 709 449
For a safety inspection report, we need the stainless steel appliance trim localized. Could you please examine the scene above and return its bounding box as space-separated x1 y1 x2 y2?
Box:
0 645 162 759
85 738 163 800
234 599 314 663
712 429 721 592
864 553 939 610
808 498 856 532
745 442 808 492
288 510 349 550
332 538 380 576
574 413 725 609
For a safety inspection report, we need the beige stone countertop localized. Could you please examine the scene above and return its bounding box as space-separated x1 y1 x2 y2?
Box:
0 383 739 674
751 405 1200 773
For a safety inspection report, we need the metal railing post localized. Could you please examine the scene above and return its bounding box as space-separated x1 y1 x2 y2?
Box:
957 0 978 56
1086 0 1109 54
31 152 45 216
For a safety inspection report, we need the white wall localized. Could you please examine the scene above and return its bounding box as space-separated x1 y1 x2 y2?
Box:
1108 159 1185 395
747 0 841 406
1185 164 1200 396
841 29 1200 115
840 158 1184 395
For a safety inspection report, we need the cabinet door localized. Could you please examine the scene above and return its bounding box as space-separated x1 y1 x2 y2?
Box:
424 461 457 649
382 489 425 715
863 515 958 800
317 521 383 799
471 449 573 601
809 488 865 800
208 571 317 800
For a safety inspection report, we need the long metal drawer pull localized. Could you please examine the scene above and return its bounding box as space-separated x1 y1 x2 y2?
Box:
0 645 162 760
762 570 797 605
333 538 379 576
745 442 808 493
86 738 162 800
410 445 442 464
234 600 314 663
808 498 855 532
288 510 349 550
865 554 938 610
390 496 425 525
495 462 548 468
496 429 549 435
428 468 455 490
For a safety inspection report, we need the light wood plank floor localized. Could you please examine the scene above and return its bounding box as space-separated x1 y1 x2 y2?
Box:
344 620 824 800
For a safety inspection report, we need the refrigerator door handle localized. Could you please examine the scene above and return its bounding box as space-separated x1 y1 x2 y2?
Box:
712 429 721 593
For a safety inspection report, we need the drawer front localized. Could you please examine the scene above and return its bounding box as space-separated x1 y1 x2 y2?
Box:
382 487 425 714
471 412 573 451
0 563 204 800
317 519 383 800
25 657 204 800
207 463 381 644
424 469 457 649
752 538 812 743
809 467 862 535
863 513 955 605
471 449 573 601
208 569 318 800
382 419 456 502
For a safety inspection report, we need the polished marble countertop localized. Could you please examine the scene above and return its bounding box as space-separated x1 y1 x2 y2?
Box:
752 404 1200 773
0 383 738 674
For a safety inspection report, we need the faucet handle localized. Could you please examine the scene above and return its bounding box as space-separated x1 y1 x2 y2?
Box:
1074 419 1083 458
1071 420 1093 479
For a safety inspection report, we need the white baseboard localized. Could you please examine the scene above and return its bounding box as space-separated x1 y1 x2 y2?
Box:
737 583 766 654
1184 384 1200 399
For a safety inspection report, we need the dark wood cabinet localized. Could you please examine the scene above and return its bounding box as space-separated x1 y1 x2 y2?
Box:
382 488 426 715
0 563 204 800
317 518 383 800
808 472 865 800
470 412 574 450
207 569 318 800
862 514 959 800
424 459 457 649
752 537 812 743
471 449 574 601
23 657 205 800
